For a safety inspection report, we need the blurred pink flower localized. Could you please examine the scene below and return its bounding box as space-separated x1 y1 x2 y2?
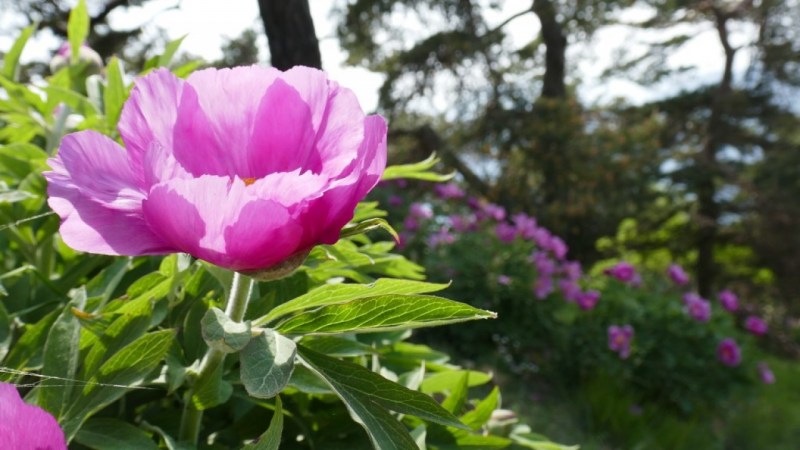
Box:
608 325 634 359
495 222 516 243
408 202 433 220
718 290 739 312
428 226 456 248
562 261 582 281
481 202 506 221
45 66 386 276
533 276 553 300
758 362 775 384
388 195 404 207
717 338 741 367
512 213 538 240
449 214 476 233
604 262 637 284
530 251 556 276
667 263 689 286
403 216 420 232
497 274 512 286
549 236 568 260
434 182 465 200
0 382 67 450
745 316 768 336
577 290 600 310
683 293 711 322
559 279 581 302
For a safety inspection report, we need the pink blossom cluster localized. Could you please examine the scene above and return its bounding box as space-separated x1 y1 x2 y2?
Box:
608 325 634 359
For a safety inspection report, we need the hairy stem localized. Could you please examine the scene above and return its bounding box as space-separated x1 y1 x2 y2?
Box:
179 271 254 444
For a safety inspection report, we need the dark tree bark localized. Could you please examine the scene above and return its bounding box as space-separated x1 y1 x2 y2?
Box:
258 0 322 70
532 0 567 98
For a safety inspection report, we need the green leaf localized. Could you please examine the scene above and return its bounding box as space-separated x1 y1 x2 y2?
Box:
381 153 455 182
297 345 468 430
37 288 86 419
68 0 89 65
341 218 399 242
0 300 10 361
243 396 283 450
201 307 251 353
0 311 59 381
420 370 492 394
144 36 187 70
240 329 296 399
299 351 418 450
511 432 579 450
191 361 232 410
257 278 449 326
62 330 175 439
460 387 499 430
104 57 126 128
441 372 469 415
300 336 377 357
0 143 48 179
74 418 158 450
2 24 36 81
276 295 496 335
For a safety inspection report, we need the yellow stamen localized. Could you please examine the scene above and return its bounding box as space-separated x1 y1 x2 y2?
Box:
243 177 257 186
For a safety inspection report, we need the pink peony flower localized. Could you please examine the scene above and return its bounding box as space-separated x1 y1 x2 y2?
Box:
718 290 739 312
45 66 387 277
758 362 775 384
667 263 690 286
549 236 568 260
717 338 741 367
745 316 768 336
577 290 600 310
683 293 711 322
608 325 634 359
0 382 67 449
604 261 637 284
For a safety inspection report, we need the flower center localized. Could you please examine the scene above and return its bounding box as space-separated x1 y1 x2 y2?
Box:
243 177 257 186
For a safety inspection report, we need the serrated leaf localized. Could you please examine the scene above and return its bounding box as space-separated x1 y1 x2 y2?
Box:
201 307 251 353
240 329 296 399
104 57 126 128
298 346 468 430
257 279 450 326
2 24 36 81
243 396 283 450
67 0 89 64
276 295 496 335
74 418 158 450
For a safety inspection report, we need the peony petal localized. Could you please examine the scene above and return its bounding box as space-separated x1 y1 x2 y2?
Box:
45 131 173 255
312 81 369 178
223 199 304 271
118 69 183 181
171 83 237 177
174 66 280 177
247 78 320 176
0 383 67 450
143 176 308 271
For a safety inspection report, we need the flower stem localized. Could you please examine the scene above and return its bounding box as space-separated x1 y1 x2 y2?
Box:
179 271 254 444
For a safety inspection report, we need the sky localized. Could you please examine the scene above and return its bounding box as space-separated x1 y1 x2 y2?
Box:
0 0 759 113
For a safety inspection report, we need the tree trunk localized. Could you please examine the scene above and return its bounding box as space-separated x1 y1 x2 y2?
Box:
257 0 322 70
532 0 567 99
